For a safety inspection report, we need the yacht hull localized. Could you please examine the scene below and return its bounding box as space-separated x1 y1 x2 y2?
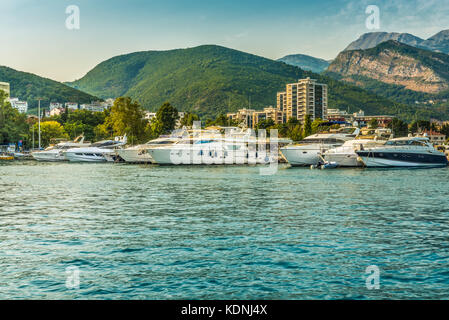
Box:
148 148 272 165
357 151 448 168
324 153 362 167
32 151 67 162
65 151 108 162
280 148 321 166
117 148 153 163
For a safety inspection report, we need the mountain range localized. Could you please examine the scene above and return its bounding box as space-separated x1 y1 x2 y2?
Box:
277 54 331 73
325 39 449 113
66 45 416 119
0 65 98 112
344 30 449 54
3 29 449 121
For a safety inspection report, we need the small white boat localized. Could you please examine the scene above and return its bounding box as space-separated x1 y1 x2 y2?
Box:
323 138 386 167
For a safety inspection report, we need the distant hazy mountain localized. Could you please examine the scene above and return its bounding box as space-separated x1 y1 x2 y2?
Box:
0 65 97 112
344 30 449 54
277 54 331 73
326 40 449 108
66 44 417 119
423 30 449 54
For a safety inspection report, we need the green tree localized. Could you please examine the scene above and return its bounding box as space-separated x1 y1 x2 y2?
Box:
98 97 150 144
311 118 327 134
289 124 303 142
439 124 449 138
388 118 409 137
179 112 200 127
152 102 179 136
34 121 69 148
63 109 106 141
256 118 275 130
303 115 312 137
0 91 30 146
409 120 430 134
368 118 379 128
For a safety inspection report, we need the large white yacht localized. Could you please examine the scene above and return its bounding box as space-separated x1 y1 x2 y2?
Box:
147 138 273 165
356 136 448 168
147 128 289 165
323 138 386 167
281 128 360 166
32 136 90 162
65 136 127 162
117 129 190 163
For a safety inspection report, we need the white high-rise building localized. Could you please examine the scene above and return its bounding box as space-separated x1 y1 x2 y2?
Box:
9 98 28 114
278 77 328 123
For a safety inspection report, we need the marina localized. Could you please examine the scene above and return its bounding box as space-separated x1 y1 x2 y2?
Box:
7 126 447 169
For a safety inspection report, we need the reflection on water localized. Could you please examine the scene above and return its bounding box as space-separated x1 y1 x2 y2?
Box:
1 162 448 299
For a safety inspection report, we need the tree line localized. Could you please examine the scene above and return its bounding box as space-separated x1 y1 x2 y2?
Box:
1 92 448 149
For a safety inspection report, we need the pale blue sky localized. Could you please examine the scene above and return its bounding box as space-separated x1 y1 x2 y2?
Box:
1 0 448 82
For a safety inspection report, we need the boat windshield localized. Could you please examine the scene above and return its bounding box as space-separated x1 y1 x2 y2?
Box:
147 140 176 145
299 138 347 144
385 140 427 146
90 140 118 148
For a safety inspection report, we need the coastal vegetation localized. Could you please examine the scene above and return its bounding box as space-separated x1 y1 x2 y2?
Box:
1 94 447 149
0 66 98 112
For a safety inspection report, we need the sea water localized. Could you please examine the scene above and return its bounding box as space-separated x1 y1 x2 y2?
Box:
1 162 448 299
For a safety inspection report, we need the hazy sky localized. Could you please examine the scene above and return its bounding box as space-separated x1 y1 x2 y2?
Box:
1 0 448 82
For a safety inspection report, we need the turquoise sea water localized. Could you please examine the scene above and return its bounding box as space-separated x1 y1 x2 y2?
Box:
0 161 448 299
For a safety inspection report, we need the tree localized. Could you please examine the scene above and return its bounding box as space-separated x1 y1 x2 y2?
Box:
368 118 379 128
63 109 106 141
34 121 69 148
152 102 179 136
289 124 303 142
179 112 200 127
98 97 150 144
440 124 449 138
388 118 409 137
311 118 327 134
256 118 275 130
0 91 30 146
409 120 430 134
303 115 312 137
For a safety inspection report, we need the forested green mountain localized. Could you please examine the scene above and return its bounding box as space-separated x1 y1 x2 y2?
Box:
0 66 98 112
277 54 330 73
67 45 426 120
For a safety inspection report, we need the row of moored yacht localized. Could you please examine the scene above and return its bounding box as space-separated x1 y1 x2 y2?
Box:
280 128 448 168
31 127 448 168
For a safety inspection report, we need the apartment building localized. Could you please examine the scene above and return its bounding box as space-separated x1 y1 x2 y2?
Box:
282 78 328 123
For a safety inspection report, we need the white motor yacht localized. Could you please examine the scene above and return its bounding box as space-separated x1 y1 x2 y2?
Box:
117 134 186 164
65 136 127 162
323 138 386 167
148 137 276 165
281 128 360 166
356 136 448 168
32 136 90 162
